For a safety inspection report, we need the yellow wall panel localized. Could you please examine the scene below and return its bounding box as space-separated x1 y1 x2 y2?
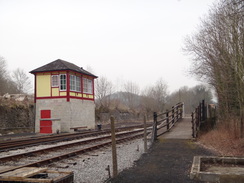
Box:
52 88 59 96
60 92 67 96
69 92 83 97
70 92 75 96
83 94 93 99
36 74 51 97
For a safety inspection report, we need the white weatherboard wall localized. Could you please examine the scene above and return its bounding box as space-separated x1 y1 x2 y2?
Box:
35 98 95 133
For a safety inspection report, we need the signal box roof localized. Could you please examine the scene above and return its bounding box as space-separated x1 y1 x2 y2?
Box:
30 59 97 78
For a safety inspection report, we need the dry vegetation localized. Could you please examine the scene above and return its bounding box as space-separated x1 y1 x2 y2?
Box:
199 119 244 156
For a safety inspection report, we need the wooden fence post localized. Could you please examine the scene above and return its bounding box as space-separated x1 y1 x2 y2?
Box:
197 105 200 137
176 105 179 122
172 106 175 125
241 109 244 139
110 116 118 177
191 112 195 138
199 102 202 122
166 110 169 131
152 112 157 141
180 103 183 119
143 115 147 152
202 99 205 121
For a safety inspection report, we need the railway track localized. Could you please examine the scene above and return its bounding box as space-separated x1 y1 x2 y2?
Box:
0 128 150 174
0 124 149 152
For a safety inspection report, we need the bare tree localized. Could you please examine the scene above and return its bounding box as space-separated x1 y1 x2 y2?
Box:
123 81 140 109
184 0 244 116
0 56 19 95
12 68 32 94
0 56 7 77
166 85 213 114
95 76 114 108
153 78 168 111
183 0 244 137
142 78 168 113
0 57 8 94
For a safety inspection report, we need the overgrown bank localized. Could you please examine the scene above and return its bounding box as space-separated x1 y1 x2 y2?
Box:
0 98 34 135
199 119 244 156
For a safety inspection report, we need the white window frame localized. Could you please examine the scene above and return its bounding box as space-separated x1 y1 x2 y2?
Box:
76 76 81 92
83 78 93 94
51 75 59 87
70 75 81 92
70 75 76 91
60 74 67 91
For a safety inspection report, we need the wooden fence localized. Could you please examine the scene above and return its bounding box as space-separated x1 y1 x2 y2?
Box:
151 102 184 142
191 100 216 138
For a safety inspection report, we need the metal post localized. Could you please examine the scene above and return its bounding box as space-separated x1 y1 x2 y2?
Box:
143 115 147 153
110 116 118 177
106 165 111 179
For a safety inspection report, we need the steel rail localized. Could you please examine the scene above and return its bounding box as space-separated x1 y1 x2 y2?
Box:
0 132 147 174
0 129 144 162
0 124 148 152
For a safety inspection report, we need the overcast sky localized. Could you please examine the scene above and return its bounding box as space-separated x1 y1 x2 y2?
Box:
0 0 216 93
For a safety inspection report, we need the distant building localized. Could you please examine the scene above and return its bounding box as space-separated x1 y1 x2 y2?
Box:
30 59 98 133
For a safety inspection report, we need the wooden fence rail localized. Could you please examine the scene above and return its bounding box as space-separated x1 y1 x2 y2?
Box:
151 102 184 142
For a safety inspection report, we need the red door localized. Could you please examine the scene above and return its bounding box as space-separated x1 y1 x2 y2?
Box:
40 110 52 133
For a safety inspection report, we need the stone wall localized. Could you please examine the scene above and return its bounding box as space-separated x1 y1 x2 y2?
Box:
0 100 35 134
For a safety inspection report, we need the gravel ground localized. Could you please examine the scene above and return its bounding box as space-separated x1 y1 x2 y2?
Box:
48 138 151 183
0 136 150 183
109 139 216 183
0 133 217 183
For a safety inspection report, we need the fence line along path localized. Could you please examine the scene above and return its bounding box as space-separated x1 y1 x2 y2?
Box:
151 102 193 140
158 117 192 139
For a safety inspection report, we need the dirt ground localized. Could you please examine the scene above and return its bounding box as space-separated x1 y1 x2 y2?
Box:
109 139 216 183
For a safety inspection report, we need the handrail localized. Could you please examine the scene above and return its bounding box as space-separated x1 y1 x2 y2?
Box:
151 102 184 142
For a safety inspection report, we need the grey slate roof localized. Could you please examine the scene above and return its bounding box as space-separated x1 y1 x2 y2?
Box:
30 59 97 78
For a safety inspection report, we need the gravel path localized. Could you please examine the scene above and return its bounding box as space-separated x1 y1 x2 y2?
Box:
48 138 151 183
109 139 216 183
